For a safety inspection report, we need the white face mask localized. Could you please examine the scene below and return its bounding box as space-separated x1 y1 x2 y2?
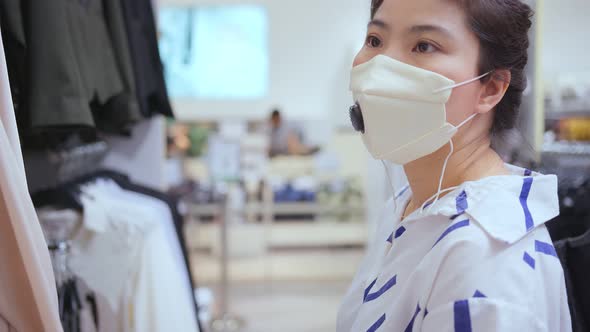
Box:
350 54 490 165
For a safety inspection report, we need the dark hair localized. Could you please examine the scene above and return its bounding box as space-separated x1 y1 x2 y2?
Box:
370 0 533 134
271 109 281 118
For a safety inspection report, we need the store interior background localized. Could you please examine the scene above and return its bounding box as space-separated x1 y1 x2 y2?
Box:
100 0 590 331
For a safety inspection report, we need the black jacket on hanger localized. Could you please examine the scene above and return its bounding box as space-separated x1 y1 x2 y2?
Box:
555 230 590 332
547 177 590 332
0 0 143 138
120 0 174 118
0 0 26 113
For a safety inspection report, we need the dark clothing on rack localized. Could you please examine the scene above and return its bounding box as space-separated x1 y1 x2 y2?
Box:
121 0 174 118
547 179 590 242
555 230 590 332
24 0 125 129
0 0 144 137
0 0 26 113
101 0 142 133
546 174 590 332
58 279 82 332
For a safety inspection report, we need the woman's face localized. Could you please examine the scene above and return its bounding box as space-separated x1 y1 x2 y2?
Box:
353 0 484 128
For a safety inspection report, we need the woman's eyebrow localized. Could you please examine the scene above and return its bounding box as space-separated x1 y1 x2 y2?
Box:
408 24 454 39
368 21 454 40
367 19 390 30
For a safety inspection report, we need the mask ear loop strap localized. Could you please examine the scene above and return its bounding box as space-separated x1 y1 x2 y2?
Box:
418 109 479 214
433 71 491 94
424 138 454 212
457 113 478 129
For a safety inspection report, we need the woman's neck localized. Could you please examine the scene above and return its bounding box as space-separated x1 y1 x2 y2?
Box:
402 135 508 213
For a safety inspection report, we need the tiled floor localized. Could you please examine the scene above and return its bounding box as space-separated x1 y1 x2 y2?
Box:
203 281 350 332
190 249 365 331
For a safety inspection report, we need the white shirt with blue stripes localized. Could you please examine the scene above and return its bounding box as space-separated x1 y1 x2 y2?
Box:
337 164 571 332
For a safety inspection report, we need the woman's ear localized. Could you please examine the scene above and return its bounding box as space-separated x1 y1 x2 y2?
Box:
476 69 511 114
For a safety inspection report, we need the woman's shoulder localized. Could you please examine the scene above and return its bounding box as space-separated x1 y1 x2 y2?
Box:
461 167 559 245
423 165 559 247
429 218 558 268
424 222 565 318
418 165 563 285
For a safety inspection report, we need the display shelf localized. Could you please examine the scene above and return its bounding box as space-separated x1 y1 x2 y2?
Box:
545 107 590 120
188 201 365 218
189 203 222 217
246 202 364 216
186 199 367 254
185 221 368 252
542 141 590 155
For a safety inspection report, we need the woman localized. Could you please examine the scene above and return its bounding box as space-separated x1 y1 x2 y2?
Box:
338 1 571 331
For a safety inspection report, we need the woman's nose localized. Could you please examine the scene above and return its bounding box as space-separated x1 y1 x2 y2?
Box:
380 46 408 64
353 45 407 68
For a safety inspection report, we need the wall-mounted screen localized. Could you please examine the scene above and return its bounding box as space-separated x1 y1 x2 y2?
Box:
158 5 269 100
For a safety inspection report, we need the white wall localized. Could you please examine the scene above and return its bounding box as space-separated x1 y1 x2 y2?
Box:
541 0 590 82
161 0 369 144
102 117 167 190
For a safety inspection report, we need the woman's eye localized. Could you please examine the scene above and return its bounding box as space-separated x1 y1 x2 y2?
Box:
413 41 437 53
366 35 382 48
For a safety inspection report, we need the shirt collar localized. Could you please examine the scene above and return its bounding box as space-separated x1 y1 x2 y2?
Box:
402 164 559 244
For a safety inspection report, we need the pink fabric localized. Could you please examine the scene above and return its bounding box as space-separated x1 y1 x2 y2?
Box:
0 28 63 331
0 317 17 332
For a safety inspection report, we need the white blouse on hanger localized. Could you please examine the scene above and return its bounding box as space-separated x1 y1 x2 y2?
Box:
70 179 199 332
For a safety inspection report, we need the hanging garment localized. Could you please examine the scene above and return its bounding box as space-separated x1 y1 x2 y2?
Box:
0 0 142 136
79 301 98 332
58 279 82 332
555 228 590 332
69 179 199 332
69 191 152 312
30 168 199 318
67 185 158 332
101 0 143 134
121 0 174 118
55 277 98 332
0 0 25 114
337 165 571 332
87 179 198 332
106 174 201 330
0 28 63 332
547 178 590 242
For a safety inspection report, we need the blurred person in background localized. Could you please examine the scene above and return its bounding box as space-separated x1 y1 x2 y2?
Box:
338 0 571 331
268 108 319 157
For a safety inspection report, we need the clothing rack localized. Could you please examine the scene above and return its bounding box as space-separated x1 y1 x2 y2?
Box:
35 168 203 332
24 140 109 195
39 210 81 281
538 143 590 332
38 209 98 332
